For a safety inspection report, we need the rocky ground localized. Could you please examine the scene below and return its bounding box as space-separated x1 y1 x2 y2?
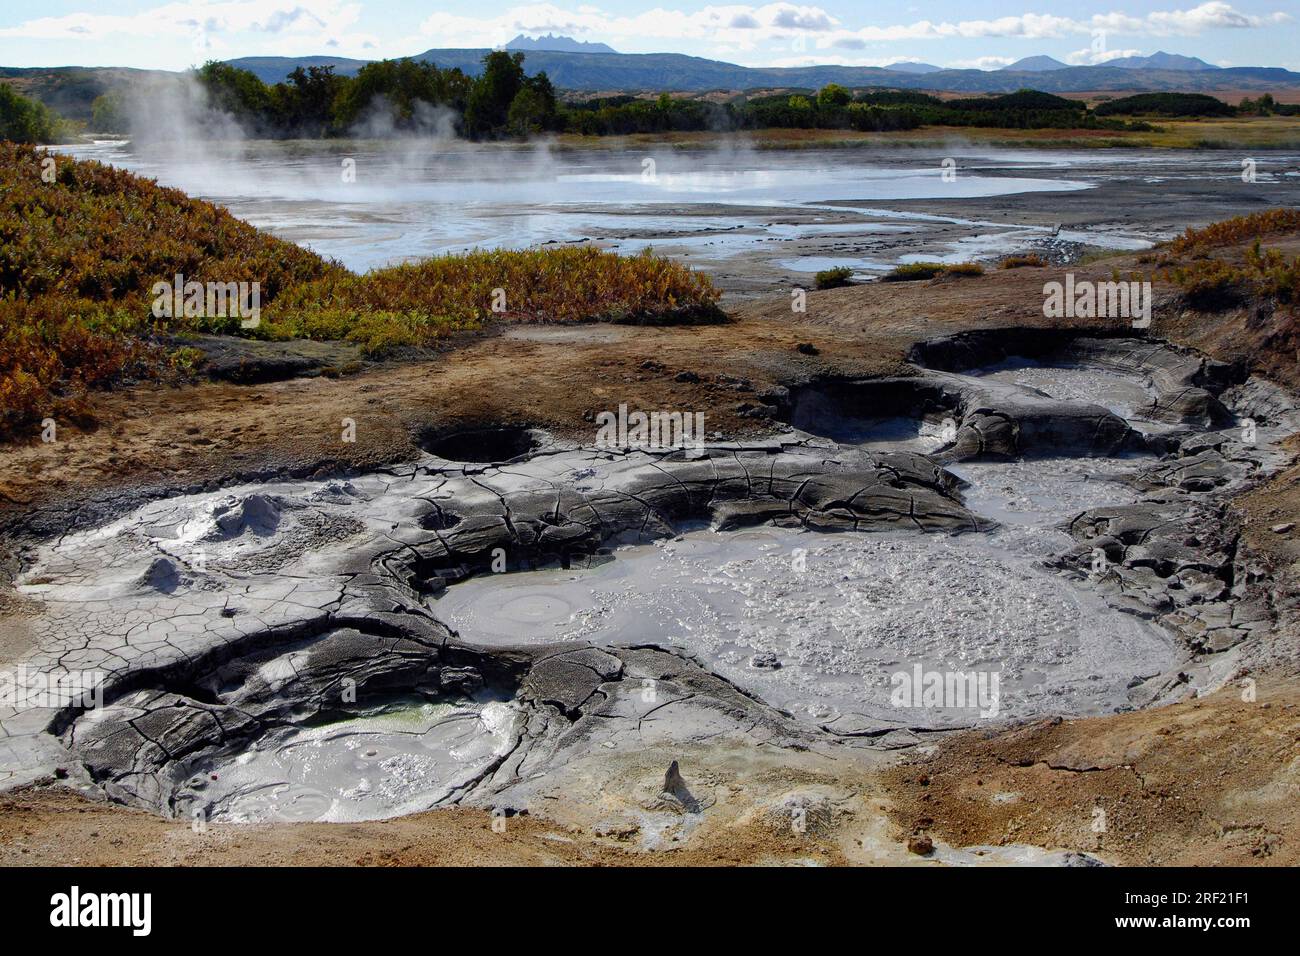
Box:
1 236 1298 866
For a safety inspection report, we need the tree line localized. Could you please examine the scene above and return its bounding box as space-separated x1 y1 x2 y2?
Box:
90 52 562 139
5 52 1293 145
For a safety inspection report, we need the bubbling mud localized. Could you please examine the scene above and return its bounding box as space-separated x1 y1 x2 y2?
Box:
435 524 1177 728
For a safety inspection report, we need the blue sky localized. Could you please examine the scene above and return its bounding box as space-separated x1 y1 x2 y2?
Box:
0 1 1295 71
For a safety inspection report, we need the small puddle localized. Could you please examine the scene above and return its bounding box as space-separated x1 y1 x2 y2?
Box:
181 695 521 823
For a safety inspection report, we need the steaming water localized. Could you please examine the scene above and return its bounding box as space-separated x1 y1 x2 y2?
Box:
55 139 1196 283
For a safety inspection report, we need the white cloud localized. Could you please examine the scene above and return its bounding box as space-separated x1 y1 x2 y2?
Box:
414 3 1290 54
945 55 1018 70
0 1 1289 67
418 4 844 51
1064 45 1144 64
0 0 380 57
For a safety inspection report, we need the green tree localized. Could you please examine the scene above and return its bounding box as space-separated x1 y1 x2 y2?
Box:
465 51 526 137
196 61 273 128
507 87 549 135
0 84 59 143
279 65 344 135
90 90 129 133
330 58 472 132
501 70 558 137
817 84 851 108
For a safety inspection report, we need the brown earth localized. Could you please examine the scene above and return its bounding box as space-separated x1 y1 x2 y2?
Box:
1 234 1298 866
0 740 906 867
0 787 857 867
882 679 1300 867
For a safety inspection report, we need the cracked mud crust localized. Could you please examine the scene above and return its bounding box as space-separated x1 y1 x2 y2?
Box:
2 236 1299 866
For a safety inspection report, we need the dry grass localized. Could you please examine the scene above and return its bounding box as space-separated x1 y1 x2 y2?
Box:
999 254 1047 269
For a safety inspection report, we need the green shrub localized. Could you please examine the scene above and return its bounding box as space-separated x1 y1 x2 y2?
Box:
883 262 946 282
814 266 853 289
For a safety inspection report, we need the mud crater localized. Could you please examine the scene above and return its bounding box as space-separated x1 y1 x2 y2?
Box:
415 425 540 463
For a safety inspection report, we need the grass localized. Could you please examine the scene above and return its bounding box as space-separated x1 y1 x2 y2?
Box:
1162 239 1300 309
0 143 721 441
0 296 170 435
882 261 984 282
262 247 720 347
0 143 335 305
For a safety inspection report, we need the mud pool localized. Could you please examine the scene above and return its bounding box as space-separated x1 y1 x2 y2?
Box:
435 355 1182 727
434 522 1176 728
3 336 1294 826
191 697 522 823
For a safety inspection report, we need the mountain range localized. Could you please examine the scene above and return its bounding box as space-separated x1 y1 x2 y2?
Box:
3 40 1298 124
216 42 1297 94
505 33 618 54
1000 51 1219 72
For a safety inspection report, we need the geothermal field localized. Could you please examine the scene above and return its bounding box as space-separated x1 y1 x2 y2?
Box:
2 11 1300 918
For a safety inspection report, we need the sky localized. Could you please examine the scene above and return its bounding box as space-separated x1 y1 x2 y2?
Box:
0 1 1296 72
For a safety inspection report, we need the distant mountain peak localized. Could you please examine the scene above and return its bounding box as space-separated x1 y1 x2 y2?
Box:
1000 55 1069 72
885 61 942 74
505 34 617 55
1104 51 1219 71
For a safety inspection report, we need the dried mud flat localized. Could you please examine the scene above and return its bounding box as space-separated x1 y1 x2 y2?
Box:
2 241 1300 867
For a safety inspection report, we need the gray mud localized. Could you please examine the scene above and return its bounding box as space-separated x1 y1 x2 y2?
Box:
1 335 1295 829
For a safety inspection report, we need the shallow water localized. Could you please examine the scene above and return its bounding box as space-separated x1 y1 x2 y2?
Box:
56 139 1190 281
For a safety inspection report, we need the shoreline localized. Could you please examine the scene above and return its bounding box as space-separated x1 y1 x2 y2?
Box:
54 115 1300 155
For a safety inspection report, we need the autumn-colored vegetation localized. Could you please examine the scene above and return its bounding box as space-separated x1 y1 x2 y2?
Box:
0 142 721 440
263 246 720 353
999 253 1047 269
813 266 853 289
1163 239 1300 310
1169 208 1300 256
